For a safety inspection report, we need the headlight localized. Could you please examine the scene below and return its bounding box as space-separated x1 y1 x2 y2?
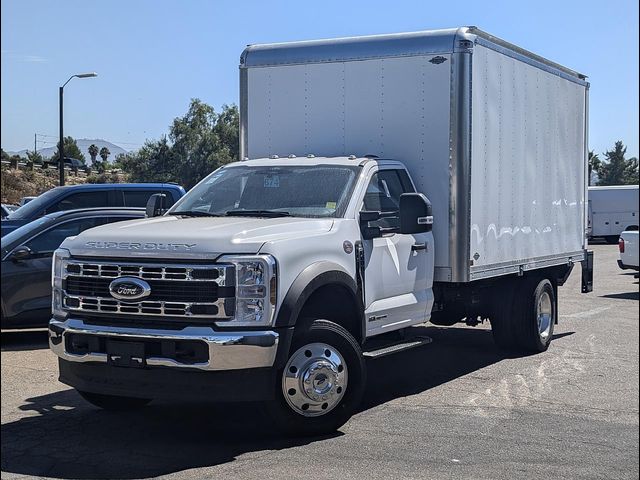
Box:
52 248 70 318
217 254 277 327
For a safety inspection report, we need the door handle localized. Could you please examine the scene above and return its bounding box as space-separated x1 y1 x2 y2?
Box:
412 243 427 252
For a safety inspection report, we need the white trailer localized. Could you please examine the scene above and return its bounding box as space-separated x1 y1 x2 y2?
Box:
588 185 639 242
241 26 590 284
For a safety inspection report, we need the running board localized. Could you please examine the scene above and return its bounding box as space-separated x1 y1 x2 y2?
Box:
363 336 432 359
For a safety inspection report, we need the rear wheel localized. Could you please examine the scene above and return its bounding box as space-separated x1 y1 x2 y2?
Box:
491 277 556 354
512 278 556 353
78 391 152 411
265 319 366 436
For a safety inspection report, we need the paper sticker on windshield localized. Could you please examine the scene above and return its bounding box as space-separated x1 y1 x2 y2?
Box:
264 175 280 188
325 201 337 209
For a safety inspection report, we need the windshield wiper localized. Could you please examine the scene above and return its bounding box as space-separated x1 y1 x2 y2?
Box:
225 209 292 218
172 210 222 217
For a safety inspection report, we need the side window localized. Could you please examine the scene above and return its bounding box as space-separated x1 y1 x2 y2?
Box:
50 191 110 212
362 170 414 229
122 190 177 208
24 217 105 255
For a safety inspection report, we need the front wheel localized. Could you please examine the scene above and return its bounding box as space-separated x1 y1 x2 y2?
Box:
265 319 366 436
78 391 152 411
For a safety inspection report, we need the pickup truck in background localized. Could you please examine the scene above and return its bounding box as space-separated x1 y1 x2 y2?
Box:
49 27 593 435
618 231 639 274
588 185 639 243
1 183 185 237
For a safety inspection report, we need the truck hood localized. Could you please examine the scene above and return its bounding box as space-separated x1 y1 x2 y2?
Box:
62 215 334 260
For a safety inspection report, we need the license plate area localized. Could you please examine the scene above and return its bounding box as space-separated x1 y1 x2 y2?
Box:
106 340 146 368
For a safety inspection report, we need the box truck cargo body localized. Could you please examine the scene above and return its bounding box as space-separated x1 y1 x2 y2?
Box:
588 185 639 241
241 27 589 283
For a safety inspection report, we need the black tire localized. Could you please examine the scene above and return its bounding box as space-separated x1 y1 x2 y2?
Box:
78 391 152 411
511 277 556 353
605 235 619 244
265 319 366 436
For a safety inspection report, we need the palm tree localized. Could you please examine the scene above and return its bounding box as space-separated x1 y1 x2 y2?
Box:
99 147 111 163
97 147 111 174
88 144 99 164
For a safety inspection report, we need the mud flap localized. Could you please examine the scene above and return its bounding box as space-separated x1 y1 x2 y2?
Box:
581 250 593 293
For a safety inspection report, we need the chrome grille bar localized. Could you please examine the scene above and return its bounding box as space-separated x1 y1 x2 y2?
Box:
63 294 232 319
64 260 233 286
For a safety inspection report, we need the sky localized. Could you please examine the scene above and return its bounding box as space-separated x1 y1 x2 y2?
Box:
1 0 638 158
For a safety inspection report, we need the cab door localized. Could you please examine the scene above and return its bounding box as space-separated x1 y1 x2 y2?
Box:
359 167 434 337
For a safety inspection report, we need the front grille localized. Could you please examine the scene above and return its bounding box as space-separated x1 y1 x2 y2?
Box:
64 277 234 303
66 262 229 284
62 260 235 319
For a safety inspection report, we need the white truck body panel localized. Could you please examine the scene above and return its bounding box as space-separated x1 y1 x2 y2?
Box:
241 27 589 283
469 45 587 279
246 55 453 274
588 185 639 237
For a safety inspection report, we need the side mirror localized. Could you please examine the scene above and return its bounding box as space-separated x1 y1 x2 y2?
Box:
146 193 167 218
400 193 433 234
10 246 32 262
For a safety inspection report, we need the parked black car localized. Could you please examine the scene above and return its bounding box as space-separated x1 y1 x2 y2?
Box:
44 157 91 174
1 183 185 237
1 208 146 328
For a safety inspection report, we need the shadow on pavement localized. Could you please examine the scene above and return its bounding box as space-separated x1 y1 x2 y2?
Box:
600 291 640 301
0 325 569 479
1 329 49 352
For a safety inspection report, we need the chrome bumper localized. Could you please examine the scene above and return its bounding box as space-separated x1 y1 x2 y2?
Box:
49 318 279 371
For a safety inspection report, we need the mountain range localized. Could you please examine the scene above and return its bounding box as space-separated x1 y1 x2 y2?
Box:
6 139 129 165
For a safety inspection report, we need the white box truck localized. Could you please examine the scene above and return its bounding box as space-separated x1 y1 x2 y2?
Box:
588 185 639 243
48 27 593 435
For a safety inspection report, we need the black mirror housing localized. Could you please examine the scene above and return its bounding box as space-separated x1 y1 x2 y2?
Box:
10 246 32 262
146 193 167 218
399 193 433 234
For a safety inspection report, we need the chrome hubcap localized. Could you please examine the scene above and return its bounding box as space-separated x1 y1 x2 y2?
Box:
282 342 348 417
537 291 553 340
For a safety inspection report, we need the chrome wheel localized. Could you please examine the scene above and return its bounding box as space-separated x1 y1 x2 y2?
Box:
282 342 348 417
537 291 553 340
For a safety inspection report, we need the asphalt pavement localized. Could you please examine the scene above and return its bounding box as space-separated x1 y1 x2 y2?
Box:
1 243 638 479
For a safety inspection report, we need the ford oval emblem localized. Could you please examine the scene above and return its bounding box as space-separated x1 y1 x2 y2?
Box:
109 277 151 301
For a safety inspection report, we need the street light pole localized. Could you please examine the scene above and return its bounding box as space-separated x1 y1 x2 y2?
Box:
59 86 65 186
58 72 98 186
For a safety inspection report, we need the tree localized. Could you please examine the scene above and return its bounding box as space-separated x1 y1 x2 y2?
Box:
92 147 111 174
588 151 601 186
597 141 639 186
88 144 99 164
26 150 44 164
118 99 239 188
99 146 111 163
50 136 86 163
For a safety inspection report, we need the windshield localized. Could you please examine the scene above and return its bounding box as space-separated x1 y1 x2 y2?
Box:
1 216 50 256
7 188 63 220
170 165 360 218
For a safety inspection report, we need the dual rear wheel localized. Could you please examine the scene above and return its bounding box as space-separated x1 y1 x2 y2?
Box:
491 277 557 353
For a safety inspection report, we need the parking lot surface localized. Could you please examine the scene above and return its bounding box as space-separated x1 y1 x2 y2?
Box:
1 243 638 480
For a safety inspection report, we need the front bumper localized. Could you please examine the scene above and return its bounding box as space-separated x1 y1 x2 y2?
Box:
49 318 279 371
